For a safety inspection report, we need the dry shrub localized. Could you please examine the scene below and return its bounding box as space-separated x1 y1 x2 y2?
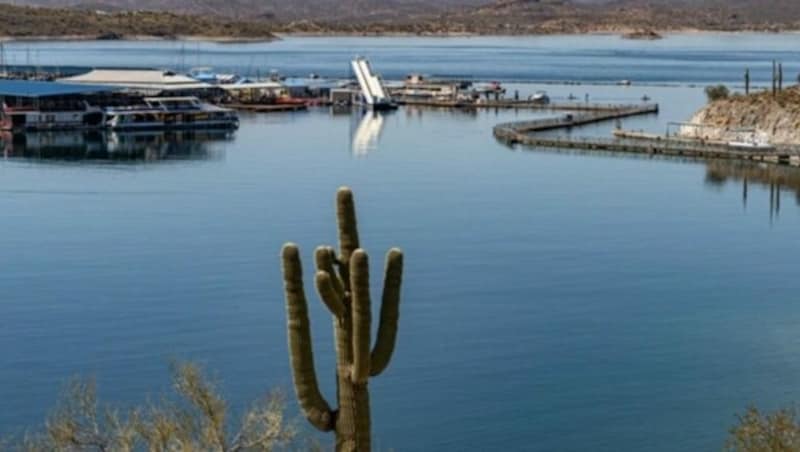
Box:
10 362 305 452
727 406 800 452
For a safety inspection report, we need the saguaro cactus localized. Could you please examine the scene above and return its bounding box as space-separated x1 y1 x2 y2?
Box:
280 187 404 452
772 60 778 97
745 68 750 95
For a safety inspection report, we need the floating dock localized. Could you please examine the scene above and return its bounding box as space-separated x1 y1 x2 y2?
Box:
397 98 644 111
493 104 800 165
222 103 307 113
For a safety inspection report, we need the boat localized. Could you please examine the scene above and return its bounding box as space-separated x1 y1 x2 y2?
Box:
1 101 106 131
727 130 773 151
104 97 239 130
531 91 550 104
727 141 774 151
0 80 113 131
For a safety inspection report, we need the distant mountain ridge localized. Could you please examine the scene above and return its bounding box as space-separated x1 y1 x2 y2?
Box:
3 0 800 36
7 0 489 20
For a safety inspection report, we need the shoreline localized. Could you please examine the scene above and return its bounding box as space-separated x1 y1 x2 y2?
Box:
0 29 798 43
0 35 278 44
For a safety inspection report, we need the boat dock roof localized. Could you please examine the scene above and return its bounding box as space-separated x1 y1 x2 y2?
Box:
58 69 213 91
0 80 118 98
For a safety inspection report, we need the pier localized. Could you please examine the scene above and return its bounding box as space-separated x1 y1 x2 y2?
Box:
493 103 800 165
397 98 652 111
222 103 307 112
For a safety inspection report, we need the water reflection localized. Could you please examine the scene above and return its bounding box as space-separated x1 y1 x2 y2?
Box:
508 140 800 219
350 111 388 157
0 130 234 163
705 160 800 222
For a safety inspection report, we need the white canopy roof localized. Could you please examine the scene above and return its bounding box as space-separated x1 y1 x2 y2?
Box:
59 69 214 91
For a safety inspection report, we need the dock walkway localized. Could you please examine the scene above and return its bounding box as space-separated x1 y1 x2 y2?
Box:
493 104 800 164
397 98 646 111
222 103 307 113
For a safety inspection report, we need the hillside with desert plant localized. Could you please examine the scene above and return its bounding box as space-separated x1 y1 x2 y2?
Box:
0 4 275 39
685 87 800 144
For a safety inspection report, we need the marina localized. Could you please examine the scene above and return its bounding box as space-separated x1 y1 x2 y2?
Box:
493 103 800 164
3 66 798 167
0 80 238 132
4 35 800 452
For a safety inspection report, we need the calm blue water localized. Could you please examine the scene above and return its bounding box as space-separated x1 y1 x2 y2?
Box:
6 33 800 84
2 36 800 451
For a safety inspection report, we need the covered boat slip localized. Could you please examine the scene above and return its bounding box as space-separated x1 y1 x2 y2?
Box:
0 80 238 132
0 80 120 131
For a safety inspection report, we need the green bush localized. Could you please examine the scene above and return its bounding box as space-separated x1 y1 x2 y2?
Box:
706 84 731 102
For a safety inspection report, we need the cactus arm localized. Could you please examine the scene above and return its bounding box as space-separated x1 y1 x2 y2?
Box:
315 246 345 300
349 249 372 384
336 187 360 276
315 271 345 318
369 248 404 377
281 244 335 432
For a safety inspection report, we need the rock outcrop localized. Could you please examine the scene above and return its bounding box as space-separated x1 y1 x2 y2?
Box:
683 88 800 145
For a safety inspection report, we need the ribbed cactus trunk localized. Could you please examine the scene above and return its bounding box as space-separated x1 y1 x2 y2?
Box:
281 187 404 452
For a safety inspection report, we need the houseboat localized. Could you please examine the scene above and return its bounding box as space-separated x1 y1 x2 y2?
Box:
2 102 106 131
0 80 117 131
104 97 239 130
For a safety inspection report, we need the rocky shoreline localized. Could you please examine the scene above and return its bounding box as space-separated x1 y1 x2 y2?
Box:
684 88 800 145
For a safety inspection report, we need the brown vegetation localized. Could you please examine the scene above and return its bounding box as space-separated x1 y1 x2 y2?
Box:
0 5 275 40
10 362 309 451
622 29 663 40
727 406 800 451
5 0 800 37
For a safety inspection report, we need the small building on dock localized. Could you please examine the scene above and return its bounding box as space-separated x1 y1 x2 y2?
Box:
283 78 338 100
221 81 287 104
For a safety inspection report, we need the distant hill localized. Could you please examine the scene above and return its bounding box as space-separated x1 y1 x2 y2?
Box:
436 0 800 34
0 4 275 39
6 0 489 20
2 0 800 36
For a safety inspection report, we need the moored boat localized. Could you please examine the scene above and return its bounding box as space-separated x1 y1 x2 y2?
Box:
0 80 115 131
105 97 239 130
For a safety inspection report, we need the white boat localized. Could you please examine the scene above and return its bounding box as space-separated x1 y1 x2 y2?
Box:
727 141 774 151
1 102 106 131
531 91 550 104
727 130 773 151
105 97 238 130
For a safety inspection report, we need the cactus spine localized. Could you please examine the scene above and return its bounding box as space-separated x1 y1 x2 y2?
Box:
281 187 404 452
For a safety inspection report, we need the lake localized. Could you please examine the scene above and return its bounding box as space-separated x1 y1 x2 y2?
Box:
2 35 800 451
